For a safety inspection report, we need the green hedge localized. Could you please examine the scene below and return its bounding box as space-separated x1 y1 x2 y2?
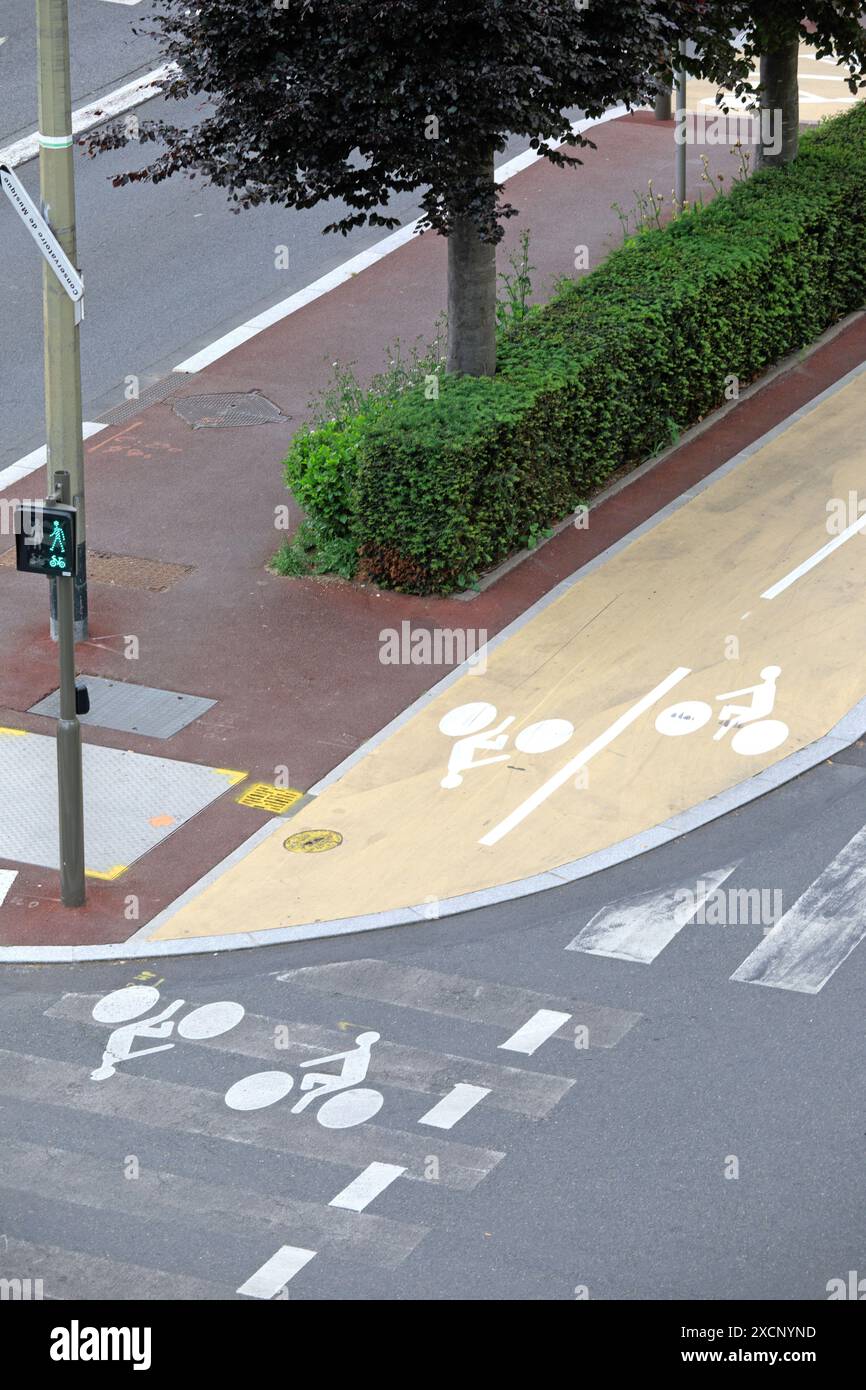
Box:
285 103 866 594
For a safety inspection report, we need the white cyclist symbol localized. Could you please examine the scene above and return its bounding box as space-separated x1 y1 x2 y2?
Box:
90 986 245 1081
439 702 575 789
655 665 789 756
225 1031 384 1129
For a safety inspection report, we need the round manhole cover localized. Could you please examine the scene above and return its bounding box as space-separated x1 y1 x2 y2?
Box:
283 829 343 854
172 392 285 428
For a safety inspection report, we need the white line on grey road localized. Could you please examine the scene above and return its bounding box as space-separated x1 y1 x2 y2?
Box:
329 1163 406 1213
0 1136 427 1268
731 823 866 994
275 959 640 1049
236 1245 316 1299
0 65 177 170
0 1237 226 1301
419 1084 491 1130
0 422 106 494
499 1010 572 1057
566 865 738 964
480 668 692 846
47 994 575 1119
761 512 866 600
0 1050 504 1191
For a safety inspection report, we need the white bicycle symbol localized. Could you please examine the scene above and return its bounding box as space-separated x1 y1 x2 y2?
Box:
224 1031 384 1130
655 665 789 756
90 986 245 1081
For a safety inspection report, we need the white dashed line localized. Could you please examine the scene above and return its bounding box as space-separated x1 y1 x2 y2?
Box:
418 1084 490 1130
499 1010 572 1056
329 1163 406 1212
236 1245 316 1299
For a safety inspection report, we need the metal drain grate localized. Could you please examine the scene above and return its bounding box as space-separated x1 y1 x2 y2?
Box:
98 373 190 427
171 392 285 429
236 782 306 814
29 676 216 739
0 548 193 592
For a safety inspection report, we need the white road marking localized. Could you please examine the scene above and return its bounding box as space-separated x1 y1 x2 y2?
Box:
0 64 177 170
419 1083 491 1130
0 869 17 906
499 1009 572 1056
761 512 866 600
480 668 691 846
277 959 640 1049
172 106 632 374
330 1162 406 1212
731 824 866 994
236 1245 316 1299
0 423 106 495
567 865 738 964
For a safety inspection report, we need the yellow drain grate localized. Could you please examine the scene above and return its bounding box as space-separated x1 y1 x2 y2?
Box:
236 782 305 814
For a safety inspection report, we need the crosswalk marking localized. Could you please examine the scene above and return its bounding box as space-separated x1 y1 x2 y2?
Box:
566 866 737 964
237 1245 316 1299
731 824 866 994
0 1137 427 1268
0 1050 504 1192
0 1237 227 1301
275 959 640 1048
419 1084 490 1129
47 997 576 1118
330 1163 406 1213
499 1010 572 1056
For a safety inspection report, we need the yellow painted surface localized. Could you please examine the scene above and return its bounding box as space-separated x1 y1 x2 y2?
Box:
151 372 866 941
688 44 863 126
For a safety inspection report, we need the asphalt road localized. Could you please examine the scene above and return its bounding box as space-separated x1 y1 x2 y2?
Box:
1 747 864 1301
0 0 159 147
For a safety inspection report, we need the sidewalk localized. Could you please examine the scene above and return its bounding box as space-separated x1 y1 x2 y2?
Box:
1 112 864 952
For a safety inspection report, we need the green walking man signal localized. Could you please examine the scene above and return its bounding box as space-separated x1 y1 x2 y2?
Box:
15 502 78 578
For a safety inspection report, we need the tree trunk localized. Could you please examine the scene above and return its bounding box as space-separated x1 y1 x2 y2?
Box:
446 151 497 377
653 83 672 120
757 40 800 168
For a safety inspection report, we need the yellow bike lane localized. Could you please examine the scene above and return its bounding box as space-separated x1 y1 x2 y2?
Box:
149 365 866 943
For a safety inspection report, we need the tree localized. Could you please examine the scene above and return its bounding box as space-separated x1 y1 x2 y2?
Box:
88 0 751 379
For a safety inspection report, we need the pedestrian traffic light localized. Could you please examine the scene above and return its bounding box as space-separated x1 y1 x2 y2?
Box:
15 502 77 578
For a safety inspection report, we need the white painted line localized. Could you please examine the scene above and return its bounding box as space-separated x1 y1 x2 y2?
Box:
761 512 866 600
0 64 177 170
172 105 631 374
567 865 738 963
731 824 866 994
419 1083 491 1130
480 667 691 846
0 869 17 906
329 1162 406 1212
236 1244 316 1299
0 423 107 495
499 1009 572 1056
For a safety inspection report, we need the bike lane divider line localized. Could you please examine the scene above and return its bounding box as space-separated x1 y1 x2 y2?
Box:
330 1163 407 1213
566 865 738 964
419 1084 491 1130
499 1011 573 1057
760 509 866 600
237 1245 316 1299
730 823 866 994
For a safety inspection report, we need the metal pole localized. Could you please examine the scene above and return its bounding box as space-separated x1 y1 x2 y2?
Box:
36 0 88 641
53 470 86 907
675 38 687 210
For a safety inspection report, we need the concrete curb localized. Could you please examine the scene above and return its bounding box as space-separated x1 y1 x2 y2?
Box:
3 355 865 964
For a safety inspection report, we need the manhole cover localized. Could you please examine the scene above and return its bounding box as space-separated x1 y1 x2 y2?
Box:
283 829 343 854
171 392 285 429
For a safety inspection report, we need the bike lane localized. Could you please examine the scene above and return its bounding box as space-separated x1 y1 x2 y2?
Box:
143 361 866 942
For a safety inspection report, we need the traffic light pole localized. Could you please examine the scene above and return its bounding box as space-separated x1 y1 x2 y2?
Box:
37 0 88 641
52 471 86 907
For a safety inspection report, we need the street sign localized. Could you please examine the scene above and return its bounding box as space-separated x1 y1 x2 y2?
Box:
15 502 78 578
0 162 84 308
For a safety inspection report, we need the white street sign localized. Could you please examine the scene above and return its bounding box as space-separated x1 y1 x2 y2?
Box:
0 163 84 305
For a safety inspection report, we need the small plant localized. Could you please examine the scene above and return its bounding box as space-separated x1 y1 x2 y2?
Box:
496 228 535 332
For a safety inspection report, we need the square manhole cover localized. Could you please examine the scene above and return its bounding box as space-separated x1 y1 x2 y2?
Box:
29 677 215 739
172 392 285 428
